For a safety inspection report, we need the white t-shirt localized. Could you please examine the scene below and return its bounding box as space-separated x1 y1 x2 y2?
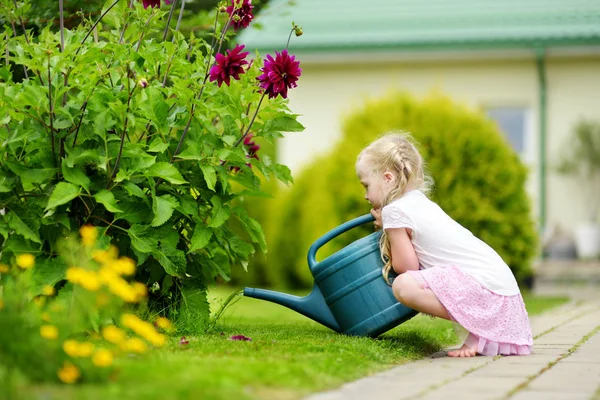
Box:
381 190 520 296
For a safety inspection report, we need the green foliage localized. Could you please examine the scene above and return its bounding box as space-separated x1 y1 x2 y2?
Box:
268 92 538 288
556 119 600 220
0 233 170 390
0 0 301 328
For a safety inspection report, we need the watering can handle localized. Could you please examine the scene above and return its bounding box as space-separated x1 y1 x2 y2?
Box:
307 214 375 269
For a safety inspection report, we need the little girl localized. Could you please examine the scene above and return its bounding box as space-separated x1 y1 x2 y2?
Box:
356 132 533 357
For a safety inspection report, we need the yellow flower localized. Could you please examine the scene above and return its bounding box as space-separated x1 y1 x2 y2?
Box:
43 285 56 296
92 245 119 265
92 349 113 367
0 263 9 273
121 338 147 353
79 272 100 292
108 278 137 303
63 340 79 357
16 254 35 269
121 314 164 346
63 340 94 358
57 362 80 384
102 325 126 344
77 342 94 357
110 257 136 276
80 225 98 247
40 325 58 340
66 267 100 291
132 282 148 300
155 317 172 330
147 332 166 347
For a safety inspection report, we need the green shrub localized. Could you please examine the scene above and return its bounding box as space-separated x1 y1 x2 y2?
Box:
0 0 303 330
268 92 538 288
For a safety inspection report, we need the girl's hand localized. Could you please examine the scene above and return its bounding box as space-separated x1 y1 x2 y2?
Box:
370 208 382 231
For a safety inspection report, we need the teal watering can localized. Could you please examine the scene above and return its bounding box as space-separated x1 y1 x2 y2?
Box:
244 214 418 337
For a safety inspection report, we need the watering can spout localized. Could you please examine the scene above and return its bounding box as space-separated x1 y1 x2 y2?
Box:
243 286 340 332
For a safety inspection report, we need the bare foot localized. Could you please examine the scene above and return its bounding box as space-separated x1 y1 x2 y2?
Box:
447 343 477 358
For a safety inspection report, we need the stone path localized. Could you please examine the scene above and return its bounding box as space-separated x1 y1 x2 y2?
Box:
305 299 600 400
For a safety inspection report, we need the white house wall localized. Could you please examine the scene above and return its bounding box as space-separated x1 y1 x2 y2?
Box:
278 55 600 235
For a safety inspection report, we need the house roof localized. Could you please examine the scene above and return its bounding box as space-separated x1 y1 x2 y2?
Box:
237 0 600 56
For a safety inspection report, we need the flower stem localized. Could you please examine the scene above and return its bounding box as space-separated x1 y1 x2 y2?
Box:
286 28 294 50
172 0 187 42
166 9 220 158
162 0 178 41
110 70 135 181
59 0 65 52
47 54 56 166
135 11 157 52
233 92 266 148
77 0 122 56
216 12 235 55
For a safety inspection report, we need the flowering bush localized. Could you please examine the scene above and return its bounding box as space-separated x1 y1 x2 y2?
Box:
0 226 172 390
0 0 303 329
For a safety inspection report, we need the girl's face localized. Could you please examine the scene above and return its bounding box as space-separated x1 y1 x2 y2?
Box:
356 161 395 209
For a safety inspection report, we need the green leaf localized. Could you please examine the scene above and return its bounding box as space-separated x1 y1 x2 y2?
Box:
208 248 230 281
6 211 42 244
30 257 67 296
94 190 123 213
128 224 159 253
148 138 169 153
153 244 186 277
61 159 91 191
228 234 255 258
189 224 212 253
123 182 147 199
45 182 81 210
151 194 179 227
145 162 188 185
6 161 56 191
0 176 15 193
176 195 198 217
94 110 115 140
266 115 305 133
200 164 216 191
209 196 230 228
234 208 266 253
273 164 293 185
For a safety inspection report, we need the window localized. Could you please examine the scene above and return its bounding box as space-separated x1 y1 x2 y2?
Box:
485 107 529 157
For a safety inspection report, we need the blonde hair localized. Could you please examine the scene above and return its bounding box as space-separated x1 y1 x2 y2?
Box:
356 131 432 284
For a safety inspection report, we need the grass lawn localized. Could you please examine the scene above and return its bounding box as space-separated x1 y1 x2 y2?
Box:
16 287 568 400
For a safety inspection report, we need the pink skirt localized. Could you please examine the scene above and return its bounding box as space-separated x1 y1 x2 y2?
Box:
407 265 533 356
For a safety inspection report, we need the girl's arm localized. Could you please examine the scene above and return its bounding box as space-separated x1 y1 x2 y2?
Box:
386 227 419 274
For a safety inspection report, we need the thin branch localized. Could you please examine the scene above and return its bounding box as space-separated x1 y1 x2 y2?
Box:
233 93 266 148
9 21 28 79
59 0 65 52
172 0 186 42
12 0 30 44
109 72 135 181
162 0 178 41
47 55 56 165
76 0 122 56
135 10 158 52
286 28 294 50
119 0 136 44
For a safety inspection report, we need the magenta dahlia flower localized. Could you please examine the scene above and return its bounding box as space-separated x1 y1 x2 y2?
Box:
142 0 171 8
227 0 254 31
209 44 250 87
257 50 301 99
244 134 260 160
